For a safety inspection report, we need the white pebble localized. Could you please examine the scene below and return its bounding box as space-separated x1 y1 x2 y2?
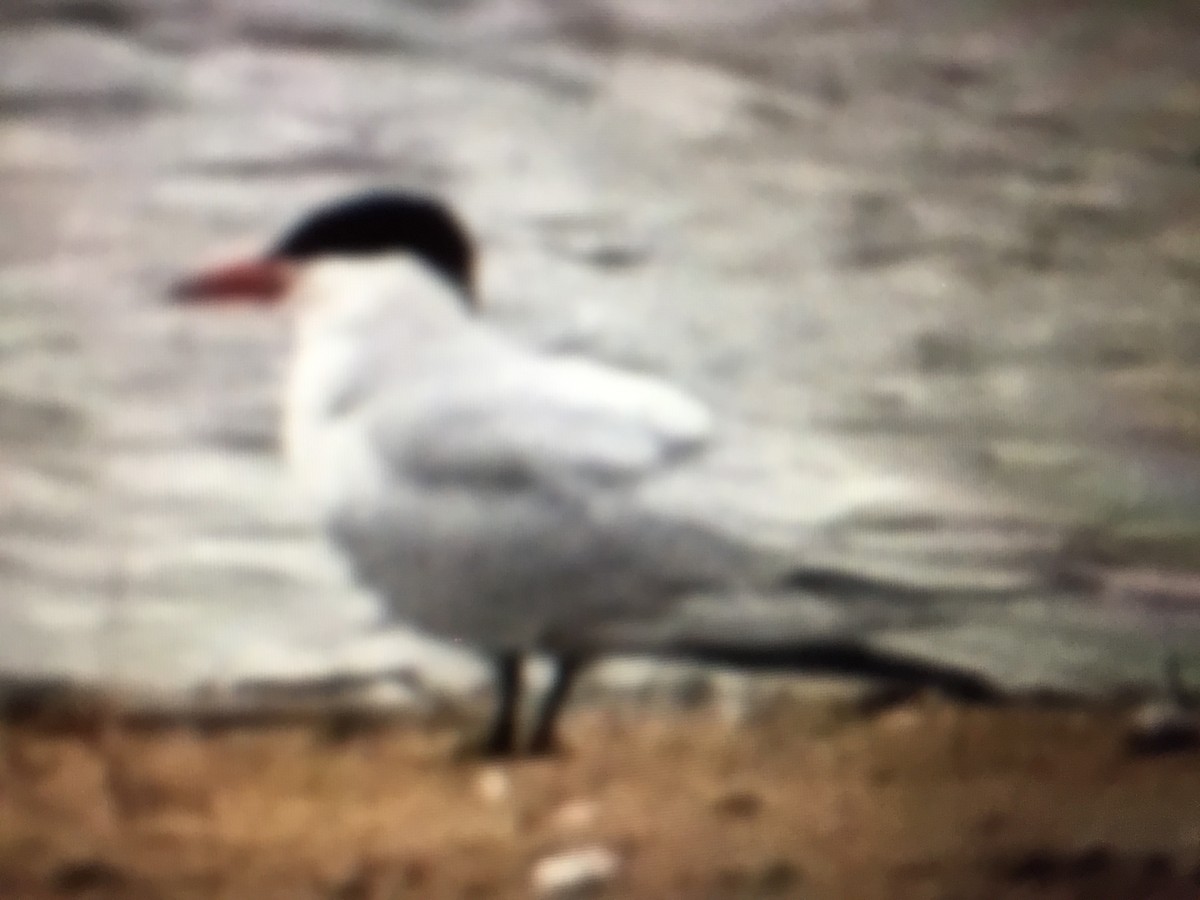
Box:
475 767 512 804
531 846 620 898
550 799 598 832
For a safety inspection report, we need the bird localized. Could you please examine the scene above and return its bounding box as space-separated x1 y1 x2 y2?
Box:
170 189 1065 755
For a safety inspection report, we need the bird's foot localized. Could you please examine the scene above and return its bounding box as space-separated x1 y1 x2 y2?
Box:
448 728 520 760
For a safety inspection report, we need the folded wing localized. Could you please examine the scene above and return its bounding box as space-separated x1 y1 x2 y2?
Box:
365 351 714 495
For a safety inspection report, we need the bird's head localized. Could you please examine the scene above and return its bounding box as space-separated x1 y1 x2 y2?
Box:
170 190 477 309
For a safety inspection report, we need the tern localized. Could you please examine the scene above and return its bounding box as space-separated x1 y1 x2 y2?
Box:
171 189 1062 755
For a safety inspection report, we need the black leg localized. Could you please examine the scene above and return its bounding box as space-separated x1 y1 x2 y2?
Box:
481 653 523 757
528 654 585 756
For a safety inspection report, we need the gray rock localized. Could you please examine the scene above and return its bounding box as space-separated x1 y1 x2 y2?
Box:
1127 701 1200 757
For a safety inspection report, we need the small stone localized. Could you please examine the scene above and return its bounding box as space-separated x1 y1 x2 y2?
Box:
550 799 599 832
712 789 762 819
531 846 619 898
1126 702 1200 757
475 767 512 804
713 860 802 897
50 859 127 893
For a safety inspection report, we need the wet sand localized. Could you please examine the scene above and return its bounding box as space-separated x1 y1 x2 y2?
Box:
3 697 1200 899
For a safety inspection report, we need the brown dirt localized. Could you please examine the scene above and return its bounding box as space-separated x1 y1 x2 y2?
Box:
3 698 1200 899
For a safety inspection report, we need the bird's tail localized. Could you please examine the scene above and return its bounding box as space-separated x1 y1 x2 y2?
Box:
655 638 1005 702
646 421 1076 601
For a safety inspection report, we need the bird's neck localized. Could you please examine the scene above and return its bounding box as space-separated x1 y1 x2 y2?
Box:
291 256 472 347
282 256 475 478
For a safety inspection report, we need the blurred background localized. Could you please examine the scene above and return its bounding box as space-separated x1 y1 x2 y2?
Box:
3 0 1200 897
5 0 1200 699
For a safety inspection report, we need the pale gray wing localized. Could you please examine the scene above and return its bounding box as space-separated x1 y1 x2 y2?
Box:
365 353 714 493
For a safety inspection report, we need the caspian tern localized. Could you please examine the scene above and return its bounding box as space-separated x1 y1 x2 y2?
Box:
170 190 1065 755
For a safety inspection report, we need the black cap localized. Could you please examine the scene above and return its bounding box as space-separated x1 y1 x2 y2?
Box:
269 190 475 301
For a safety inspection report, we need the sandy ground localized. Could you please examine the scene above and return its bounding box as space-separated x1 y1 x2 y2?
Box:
3 696 1200 900
3 0 1200 691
